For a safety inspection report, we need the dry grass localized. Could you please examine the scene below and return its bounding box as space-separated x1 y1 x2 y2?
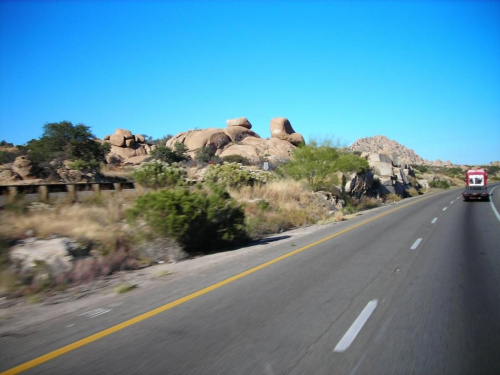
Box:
0 194 136 253
229 179 332 239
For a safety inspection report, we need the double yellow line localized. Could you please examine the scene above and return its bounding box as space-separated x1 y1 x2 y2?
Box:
1 196 429 374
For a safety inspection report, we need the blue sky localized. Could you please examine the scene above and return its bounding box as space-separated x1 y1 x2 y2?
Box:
1 0 499 165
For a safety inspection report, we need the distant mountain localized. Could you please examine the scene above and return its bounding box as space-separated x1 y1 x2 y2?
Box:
349 135 425 165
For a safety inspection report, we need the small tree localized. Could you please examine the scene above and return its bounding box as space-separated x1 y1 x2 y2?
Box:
281 140 369 191
26 121 109 170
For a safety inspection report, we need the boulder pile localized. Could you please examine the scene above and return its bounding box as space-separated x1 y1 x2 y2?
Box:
104 129 157 165
166 117 304 163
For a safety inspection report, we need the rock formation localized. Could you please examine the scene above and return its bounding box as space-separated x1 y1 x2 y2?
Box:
349 135 425 165
270 117 305 146
166 117 303 163
104 128 156 165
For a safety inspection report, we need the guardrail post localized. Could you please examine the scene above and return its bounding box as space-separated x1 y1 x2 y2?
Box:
113 183 122 192
92 184 100 196
8 186 17 203
67 184 77 202
38 185 49 202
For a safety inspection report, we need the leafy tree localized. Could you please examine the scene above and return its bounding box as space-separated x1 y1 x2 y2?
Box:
281 140 369 191
26 121 109 169
0 140 14 147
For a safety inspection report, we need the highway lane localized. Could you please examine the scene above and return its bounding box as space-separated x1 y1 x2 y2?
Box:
1 186 499 374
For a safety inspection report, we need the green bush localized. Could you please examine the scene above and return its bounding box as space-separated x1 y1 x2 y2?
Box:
149 143 189 163
281 141 369 191
194 146 221 163
204 163 275 189
221 154 251 165
429 179 450 189
0 150 19 164
126 186 248 254
131 161 186 189
411 164 429 174
68 159 102 171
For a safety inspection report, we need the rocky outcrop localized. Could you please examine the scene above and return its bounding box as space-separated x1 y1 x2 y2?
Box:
104 129 156 165
226 117 252 129
270 117 305 146
350 135 425 165
166 117 303 162
8 237 86 285
12 156 34 180
220 137 296 162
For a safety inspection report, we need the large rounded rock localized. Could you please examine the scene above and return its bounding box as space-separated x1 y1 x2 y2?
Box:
167 129 231 155
220 137 296 162
109 133 125 147
12 156 33 179
223 126 260 143
110 145 137 159
226 117 252 129
270 117 304 146
115 129 134 139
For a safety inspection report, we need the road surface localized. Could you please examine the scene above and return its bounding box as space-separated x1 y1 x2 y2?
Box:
1 185 499 374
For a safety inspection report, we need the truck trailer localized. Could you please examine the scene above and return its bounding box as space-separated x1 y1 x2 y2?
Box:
462 169 489 201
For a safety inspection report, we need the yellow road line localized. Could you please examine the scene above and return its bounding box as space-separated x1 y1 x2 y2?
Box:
1 195 430 375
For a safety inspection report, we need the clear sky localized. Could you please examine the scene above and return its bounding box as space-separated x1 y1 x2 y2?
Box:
1 0 499 165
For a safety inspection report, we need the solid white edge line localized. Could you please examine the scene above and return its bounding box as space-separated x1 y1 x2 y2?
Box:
334 300 378 353
489 186 500 223
431 218 438 224
410 238 423 250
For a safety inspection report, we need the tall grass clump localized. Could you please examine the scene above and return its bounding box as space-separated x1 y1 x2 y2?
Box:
229 179 331 239
126 185 248 255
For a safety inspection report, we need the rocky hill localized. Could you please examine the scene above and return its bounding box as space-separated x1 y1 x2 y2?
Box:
349 135 425 165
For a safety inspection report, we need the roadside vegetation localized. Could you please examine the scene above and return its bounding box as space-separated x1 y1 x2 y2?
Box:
1 127 498 299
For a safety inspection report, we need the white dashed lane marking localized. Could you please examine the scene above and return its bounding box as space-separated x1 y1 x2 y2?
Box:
431 218 437 224
78 308 112 319
333 300 378 353
410 238 423 250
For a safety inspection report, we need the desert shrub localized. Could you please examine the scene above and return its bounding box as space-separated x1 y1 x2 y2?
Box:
405 187 420 197
204 163 275 189
221 154 251 165
429 179 450 189
281 140 369 191
357 196 381 210
195 146 221 164
149 143 189 164
0 149 21 164
229 179 330 239
126 186 248 254
131 161 186 189
68 159 102 171
412 164 429 174
383 193 402 203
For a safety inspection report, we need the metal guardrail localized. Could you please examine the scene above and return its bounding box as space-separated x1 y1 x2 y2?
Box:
0 181 137 206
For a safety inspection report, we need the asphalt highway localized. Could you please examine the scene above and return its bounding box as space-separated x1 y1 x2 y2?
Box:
1 185 499 374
